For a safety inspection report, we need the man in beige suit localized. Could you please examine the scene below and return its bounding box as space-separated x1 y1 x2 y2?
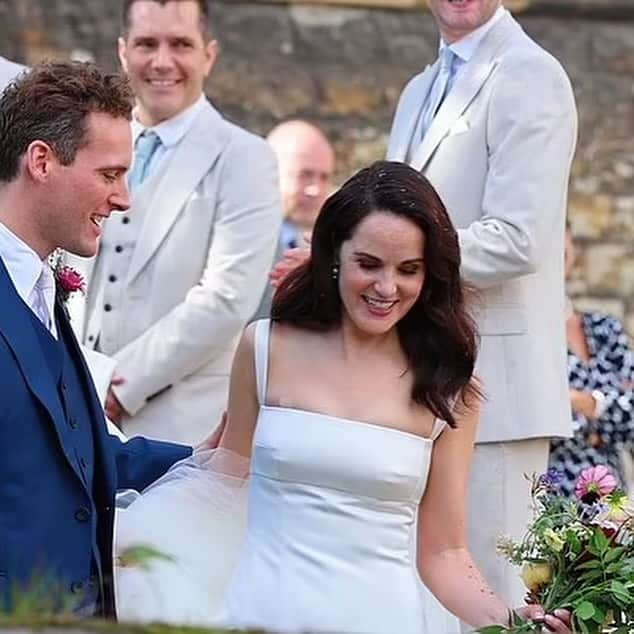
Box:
0 56 25 90
72 0 280 445
387 0 577 610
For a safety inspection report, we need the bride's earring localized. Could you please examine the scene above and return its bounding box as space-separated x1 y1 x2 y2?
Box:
331 264 339 280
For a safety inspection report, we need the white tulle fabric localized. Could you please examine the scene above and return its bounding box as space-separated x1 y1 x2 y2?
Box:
114 448 249 625
114 319 461 633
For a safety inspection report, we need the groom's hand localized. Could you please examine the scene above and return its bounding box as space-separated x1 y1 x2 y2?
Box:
106 376 129 426
195 412 227 453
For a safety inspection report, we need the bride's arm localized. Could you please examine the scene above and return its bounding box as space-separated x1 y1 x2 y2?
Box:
417 397 570 632
416 396 511 628
217 322 260 459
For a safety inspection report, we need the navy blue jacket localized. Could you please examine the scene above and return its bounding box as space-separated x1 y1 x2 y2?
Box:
0 258 191 616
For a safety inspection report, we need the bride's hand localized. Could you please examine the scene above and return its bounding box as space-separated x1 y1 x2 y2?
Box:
195 412 227 453
515 605 572 633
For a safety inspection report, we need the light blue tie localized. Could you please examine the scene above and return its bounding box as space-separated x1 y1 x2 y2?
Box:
420 46 455 138
128 130 161 192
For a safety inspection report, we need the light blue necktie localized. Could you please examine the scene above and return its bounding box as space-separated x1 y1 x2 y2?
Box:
128 130 161 192
420 46 456 138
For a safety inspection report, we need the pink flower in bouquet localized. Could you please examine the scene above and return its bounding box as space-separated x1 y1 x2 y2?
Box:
574 465 617 502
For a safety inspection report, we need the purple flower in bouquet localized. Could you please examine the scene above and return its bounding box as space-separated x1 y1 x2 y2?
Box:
574 465 617 504
538 467 564 491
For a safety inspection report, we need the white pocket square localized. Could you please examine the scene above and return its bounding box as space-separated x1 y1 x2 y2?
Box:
447 118 470 136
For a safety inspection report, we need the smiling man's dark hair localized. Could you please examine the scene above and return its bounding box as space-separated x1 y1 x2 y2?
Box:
0 61 132 183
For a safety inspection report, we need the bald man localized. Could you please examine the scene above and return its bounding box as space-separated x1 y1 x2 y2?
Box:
254 121 335 318
268 120 335 249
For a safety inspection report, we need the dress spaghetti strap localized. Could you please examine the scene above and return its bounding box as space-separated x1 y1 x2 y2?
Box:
253 319 271 406
428 392 462 441
429 418 447 441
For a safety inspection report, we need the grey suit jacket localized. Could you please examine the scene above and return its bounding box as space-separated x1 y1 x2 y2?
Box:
69 100 281 443
388 13 577 443
0 56 25 91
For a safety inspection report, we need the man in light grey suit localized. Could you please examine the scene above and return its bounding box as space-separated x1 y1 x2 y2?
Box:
387 0 577 609
73 0 280 445
0 56 25 91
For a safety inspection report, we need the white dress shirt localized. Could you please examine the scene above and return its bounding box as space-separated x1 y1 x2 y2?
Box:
0 222 57 338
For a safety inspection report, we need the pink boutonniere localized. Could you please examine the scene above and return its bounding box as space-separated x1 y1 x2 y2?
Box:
54 265 86 303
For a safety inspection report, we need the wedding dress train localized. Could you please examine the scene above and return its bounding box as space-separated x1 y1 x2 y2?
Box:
115 319 461 633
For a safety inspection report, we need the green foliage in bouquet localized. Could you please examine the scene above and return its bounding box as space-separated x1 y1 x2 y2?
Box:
477 466 634 634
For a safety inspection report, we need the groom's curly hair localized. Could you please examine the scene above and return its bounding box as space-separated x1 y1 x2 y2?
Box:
272 161 481 428
0 61 133 183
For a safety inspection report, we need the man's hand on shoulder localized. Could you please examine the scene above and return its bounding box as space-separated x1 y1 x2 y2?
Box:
269 245 311 288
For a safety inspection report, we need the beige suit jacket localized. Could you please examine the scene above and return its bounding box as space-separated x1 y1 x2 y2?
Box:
0 56 25 90
388 13 577 443
69 101 281 443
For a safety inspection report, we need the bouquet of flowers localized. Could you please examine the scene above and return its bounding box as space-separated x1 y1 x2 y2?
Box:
480 466 634 633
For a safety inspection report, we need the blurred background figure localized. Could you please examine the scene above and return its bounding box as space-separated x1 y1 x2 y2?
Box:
267 119 335 250
255 120 335 318
549 223 634 497
0 55 25 90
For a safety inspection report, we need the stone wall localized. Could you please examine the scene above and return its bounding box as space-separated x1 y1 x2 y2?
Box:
1 0 633 334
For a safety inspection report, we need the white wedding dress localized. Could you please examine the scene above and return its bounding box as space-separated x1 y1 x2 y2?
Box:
115 319 461 633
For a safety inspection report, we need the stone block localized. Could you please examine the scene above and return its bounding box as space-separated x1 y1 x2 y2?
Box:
582 243 634 297
568 193 613 239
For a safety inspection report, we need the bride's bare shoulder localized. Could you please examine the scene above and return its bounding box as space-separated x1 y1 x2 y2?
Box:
270 320 330 354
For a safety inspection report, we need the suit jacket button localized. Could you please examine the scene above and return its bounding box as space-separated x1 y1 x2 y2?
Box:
75 507 90 522
70 581 84 594
69 417 79 429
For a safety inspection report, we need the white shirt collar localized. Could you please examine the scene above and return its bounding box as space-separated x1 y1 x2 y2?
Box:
131 94 206 148
441 5 507 63
0 221 57 334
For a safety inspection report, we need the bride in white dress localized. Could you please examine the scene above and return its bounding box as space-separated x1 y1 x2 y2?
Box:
115 162 571 634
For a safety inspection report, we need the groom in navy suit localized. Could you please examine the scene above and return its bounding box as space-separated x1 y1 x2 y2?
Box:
0 62 210 617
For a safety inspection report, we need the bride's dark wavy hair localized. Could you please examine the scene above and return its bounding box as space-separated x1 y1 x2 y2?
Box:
272 161 479 427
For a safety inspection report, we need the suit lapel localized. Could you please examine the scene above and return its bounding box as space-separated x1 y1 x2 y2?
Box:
410 13 521 172
56 295 106 432
410 60 496 171
55 296 117 498
386 67 433 162
0 258 90 487
126 102 224 285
